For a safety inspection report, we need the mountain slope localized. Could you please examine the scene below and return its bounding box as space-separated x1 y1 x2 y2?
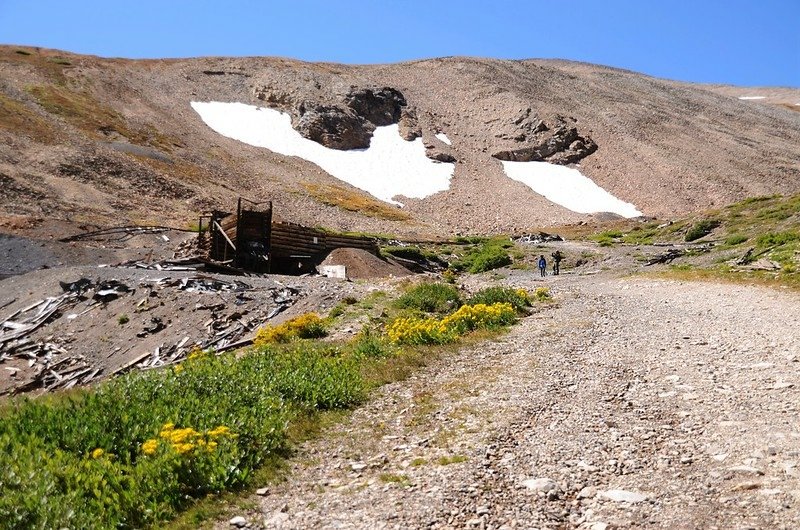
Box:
1 46 798 238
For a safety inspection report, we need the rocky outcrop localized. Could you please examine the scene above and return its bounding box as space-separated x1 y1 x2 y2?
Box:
294 101 374 150
255 84 412 150
345 87 406 126
492 114 597 164
398 106 422 141
423 133 457 163
426 148 456 163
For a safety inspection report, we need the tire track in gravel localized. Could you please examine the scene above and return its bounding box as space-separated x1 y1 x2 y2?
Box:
225 275 800 530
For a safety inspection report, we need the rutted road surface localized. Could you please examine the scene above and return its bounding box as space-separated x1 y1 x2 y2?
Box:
225 274 800 529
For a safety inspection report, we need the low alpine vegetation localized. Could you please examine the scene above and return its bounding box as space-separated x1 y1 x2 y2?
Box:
0 343 364 529
386 302 518 345
684 218 720 242
253 312 327 345
393 282 462 314
466 286 532 312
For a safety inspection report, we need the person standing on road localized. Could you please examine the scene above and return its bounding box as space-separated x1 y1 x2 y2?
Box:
551 250 564 275
538 254 547 277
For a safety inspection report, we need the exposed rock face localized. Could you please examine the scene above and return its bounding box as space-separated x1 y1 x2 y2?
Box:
257 85 411 150
492 114 597 165
345 87 406 126
425 148 456 163
398 106 422 141
294 101 374 150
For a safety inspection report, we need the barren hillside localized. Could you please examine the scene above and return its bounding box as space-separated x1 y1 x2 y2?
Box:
1 46 799 238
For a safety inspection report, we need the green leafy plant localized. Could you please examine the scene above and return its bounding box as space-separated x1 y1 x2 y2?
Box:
466 286 532 313
393 282 462 314
685 219 720 242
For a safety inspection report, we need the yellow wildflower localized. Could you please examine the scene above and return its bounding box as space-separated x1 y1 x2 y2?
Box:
174 443 195 455
91 448 104 459
141 439 158 456
208 425 232 438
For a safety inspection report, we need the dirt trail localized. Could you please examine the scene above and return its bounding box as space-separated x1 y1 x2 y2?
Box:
221 272 800 530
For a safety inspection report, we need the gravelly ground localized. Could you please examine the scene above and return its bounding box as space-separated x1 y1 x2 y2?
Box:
220 272 800 529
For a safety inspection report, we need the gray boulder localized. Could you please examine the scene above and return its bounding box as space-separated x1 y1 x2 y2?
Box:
294 101 374 150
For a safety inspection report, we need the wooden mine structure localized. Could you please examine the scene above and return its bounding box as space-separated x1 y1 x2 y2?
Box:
199 198 379 274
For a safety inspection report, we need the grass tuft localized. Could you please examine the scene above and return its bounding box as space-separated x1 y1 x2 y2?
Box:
302 182 411 221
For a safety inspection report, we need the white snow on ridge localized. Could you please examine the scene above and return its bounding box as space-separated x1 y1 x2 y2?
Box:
738 96 766 100
191 101 454 205
435 132 452 145
501 161 642 218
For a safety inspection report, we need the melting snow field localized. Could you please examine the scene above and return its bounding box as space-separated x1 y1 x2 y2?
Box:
738 96 766 100
501 161 642 218
191 102 454 205
435 132 452 145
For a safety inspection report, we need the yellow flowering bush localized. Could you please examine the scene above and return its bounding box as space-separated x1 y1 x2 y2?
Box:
386 302 516 345
141 422 237 457
386 315 453 345
254 312 327 345
187 346 209 361
533 287 552 301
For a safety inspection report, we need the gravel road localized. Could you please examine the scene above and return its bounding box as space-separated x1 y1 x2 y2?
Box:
224 273 800 529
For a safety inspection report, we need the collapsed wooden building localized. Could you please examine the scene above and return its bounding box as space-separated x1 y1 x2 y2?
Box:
199 198 379 275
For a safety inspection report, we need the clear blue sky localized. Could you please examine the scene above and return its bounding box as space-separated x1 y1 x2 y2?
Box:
1 0 798 87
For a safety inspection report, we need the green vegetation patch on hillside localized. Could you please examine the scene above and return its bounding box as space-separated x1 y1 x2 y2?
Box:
649 194 800 287
26 84 181 153
302 182 411 221
449 236 514 274
0 92 58 143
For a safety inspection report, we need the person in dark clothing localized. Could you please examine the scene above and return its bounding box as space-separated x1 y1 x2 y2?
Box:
551 250 564 275
538 255 547 277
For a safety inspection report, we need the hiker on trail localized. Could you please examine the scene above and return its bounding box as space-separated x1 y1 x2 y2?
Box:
538 255 547 277
551 250 564 275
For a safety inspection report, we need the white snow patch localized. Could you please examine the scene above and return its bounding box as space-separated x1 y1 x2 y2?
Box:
501 161 642 218
435 132 452 145
738 96 766 100
191 102 454 205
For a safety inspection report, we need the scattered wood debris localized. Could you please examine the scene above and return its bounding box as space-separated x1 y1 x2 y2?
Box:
1 273 303 395
513 232 564 245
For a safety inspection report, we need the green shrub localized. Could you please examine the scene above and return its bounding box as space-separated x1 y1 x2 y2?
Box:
394 282 462 314
467 247 512 273
449 238 513 274
532 287 552 302
466 286 531 312
350 329 393 360
685 219 720 242
724 234 748 246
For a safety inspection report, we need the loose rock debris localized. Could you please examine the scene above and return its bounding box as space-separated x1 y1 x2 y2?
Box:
0 273 304 395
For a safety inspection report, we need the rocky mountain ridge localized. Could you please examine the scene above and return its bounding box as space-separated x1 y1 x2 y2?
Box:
0 46 799 238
